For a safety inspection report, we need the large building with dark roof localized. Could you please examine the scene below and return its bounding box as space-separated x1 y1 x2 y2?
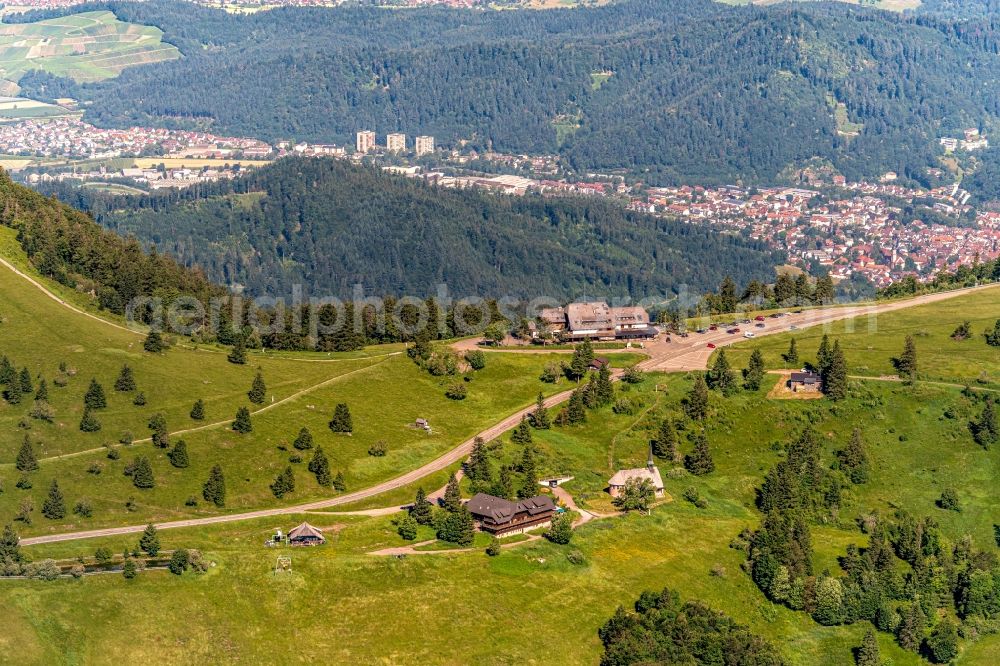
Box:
465 493 556 537
537 301 657 341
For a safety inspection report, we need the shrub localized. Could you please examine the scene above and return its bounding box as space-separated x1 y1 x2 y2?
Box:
565 549 586 565
73 500 93 518
94 547 113 563
465 350 487 370
368 440 388 457
445 383 468 400
486 537 501 556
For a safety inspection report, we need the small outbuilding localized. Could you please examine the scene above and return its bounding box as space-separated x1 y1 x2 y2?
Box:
789 371 822 393
287 522 325 546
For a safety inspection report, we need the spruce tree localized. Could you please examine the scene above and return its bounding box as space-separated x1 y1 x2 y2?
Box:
510 415 533 445
397 514 418 541
227 338 247 365
743 348 766 391
706 349 737 395
652 418 677 461
308 446 332 486
595 364 614 406
232 406 253 434
837 428 869 484
293 426 314 450
684 375 709 420
822 341 848 401
270 466 295 499
79 405 102 432
518 446 538 498
84 378 107 409
925 618 958 663
190 398 205 420
168 440 190 468
973 399 1000 449
18 367 32 395
41 479 66 520
0 523 21 563
492 465 514 500
15 435 38 472
530 392 550 429
4 377 21 405
149 413 169 449
328 403 353 434
816 335 832 375
466 437 490 482
0 355 13 385
133 391 147 406
567 387 587 424
34 379 48 402
442 472 462 512
895 603 925 653
139 523 160 556
684 432 715 476
122 557 138 579
132 456 155 489
783 338 800 367
248 372 266 405
896 335 918 383
114 365 136 392
333 471 346 492
143 329 165 353
410 487 433 525
202 465 226 507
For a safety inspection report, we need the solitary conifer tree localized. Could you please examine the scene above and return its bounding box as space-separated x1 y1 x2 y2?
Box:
227 338 247 365
132 456 155 489
410 486 433 525
783 338 799 366
168 440 190 468
466 437 491 482
248 372 266 405
139 523 160 556
308 445 332 486
684 375 710 421
41 479 66 520
202 465 226 507
270 466 295 499
567 388 587 424
706 349 738 395
896 335 918 383
684 432 715 476
15 435 38 472
837 428 870 484
114 365 136 392
822 341 849 401
816 334 832 375
652 418 677 461
328 403 353 434
232 406 253 434
190 398 205 421
743 348 766 391
530 392 550 429
133 391 147 406
292 426 314 450
4 378 21 405
34 379 48 402
333 471 346 491
0 356 13 385
442 472 462 513
510 415 533 444
84 378 107 409
518 446 538 498
79 406 102 432
18 367 32 395
143 329 165 353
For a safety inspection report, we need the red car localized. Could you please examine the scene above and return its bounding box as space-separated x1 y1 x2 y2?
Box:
706 343 716 349
709 325 718 331
726 328 740 334
755 315 766 321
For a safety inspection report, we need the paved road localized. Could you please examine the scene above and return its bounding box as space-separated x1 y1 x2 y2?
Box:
18 283 997 547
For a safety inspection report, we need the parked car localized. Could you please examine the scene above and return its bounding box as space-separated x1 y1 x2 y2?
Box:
709 325 718 331
743 331 755 338
726 328 740 334
755 323 766 328
696 328 707 334
789 325 799 330
741 319 751 324
755 315 766 321
706 343 716 349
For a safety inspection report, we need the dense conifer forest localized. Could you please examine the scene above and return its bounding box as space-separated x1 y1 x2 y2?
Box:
38 157 780 299
17 0 1000 184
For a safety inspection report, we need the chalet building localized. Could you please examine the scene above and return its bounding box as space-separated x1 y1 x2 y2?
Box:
789 371 822 393
537 302 657 341
287 522 325 546
466 493 556 538
607 462 665 498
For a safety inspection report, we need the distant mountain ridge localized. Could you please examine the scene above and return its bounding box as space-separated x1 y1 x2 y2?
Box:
36 157 782 300
17 0 1000 184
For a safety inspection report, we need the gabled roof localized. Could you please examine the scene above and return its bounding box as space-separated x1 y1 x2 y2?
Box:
790 371 820 384
466 493 555 525
608 466 664 490
288 522 324 541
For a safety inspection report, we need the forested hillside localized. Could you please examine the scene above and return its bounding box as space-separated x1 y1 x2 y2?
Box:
0 169 221 315
38 157 781 299
16 0 1000 184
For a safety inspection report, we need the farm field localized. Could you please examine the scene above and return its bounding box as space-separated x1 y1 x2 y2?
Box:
0 10 180 89
0 96 77 121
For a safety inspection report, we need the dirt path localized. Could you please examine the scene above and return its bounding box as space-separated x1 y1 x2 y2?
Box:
17 281 997 546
